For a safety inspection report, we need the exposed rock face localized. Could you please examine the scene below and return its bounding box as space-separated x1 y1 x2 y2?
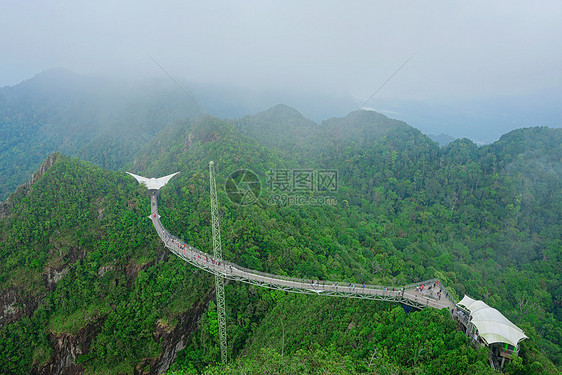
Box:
1 152 213 374
0 287 41 328
0 153 64 325
31 318 106 375
45 266 70 291
28 152 60 188
0 200 10 219
136 289 214 375
0 291 24 327
28 289 213 375
24 248 211 374
0 152 60 219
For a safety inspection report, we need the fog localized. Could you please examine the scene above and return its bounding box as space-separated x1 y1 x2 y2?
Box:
1 1 561 140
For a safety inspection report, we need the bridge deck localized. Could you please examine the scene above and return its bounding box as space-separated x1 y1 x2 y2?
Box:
149 194 457 311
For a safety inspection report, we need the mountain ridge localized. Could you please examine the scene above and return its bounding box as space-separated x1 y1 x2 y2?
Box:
0 117 560 373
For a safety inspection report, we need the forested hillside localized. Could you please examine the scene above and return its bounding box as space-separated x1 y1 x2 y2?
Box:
0 72 353 201
0 69 202 200
0 110 559 374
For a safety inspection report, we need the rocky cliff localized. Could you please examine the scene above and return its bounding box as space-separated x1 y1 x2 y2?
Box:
0 152 60 219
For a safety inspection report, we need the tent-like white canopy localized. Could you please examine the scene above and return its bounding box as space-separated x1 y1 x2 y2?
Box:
458 295 527 347
127 172 179 190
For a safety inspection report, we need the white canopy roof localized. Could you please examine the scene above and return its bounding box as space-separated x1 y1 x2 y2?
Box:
127 172 179 190
458 295 527 347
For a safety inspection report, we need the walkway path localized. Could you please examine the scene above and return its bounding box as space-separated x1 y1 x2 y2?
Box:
149 193 457 311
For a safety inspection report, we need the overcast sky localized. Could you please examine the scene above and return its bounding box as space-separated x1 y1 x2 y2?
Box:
2 1 562 104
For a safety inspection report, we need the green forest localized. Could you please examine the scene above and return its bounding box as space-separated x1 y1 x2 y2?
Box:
0 69 202 200
0 107 560 374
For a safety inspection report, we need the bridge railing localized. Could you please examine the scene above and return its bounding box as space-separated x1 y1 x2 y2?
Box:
162 223 444 289
154 211 458 309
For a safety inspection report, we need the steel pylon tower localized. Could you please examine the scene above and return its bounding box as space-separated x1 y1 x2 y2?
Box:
209 161 227 364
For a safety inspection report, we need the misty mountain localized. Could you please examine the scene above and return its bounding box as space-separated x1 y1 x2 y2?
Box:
0 111 560 373
370 93 562 145
231 104 317 158
0 70 353 200
428 133 456 146
193 83 357 122
231 106 441 173
7 69 552 202
1 67 560 206
0 69 203 199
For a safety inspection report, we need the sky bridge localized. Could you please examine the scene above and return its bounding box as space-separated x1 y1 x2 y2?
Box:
130 169 526 370
148 191 456 311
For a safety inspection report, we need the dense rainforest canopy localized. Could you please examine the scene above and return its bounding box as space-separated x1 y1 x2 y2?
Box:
0 105 560 374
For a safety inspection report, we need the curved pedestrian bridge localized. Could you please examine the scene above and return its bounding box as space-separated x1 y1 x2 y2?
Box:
148 192 457 311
